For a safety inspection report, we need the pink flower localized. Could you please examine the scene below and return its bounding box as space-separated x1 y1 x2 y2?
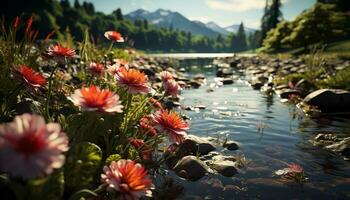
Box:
116 68 150 94
88 62 105 76
163 79 181 98
68 85 123 113
160 71 174 82
153 110 188 144
101 159 152 200
0 114 68 179
106 64 125 76
104 31 125 42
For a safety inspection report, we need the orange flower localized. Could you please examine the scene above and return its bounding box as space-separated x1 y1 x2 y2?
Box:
153 110 188 144
13 65 46 90
116 68 150 94
101 159 152 200
88 62 105 76
47 44 75 59
129 138 153 161
104 31 124 42
68 85 123 113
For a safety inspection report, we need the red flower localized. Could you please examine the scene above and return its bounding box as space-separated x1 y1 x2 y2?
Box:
44 30 55 43
47 44 76 59
13 65 46 90
13 16 19 29
153 110 188 144
104 31 125 42
116 68 150 94
25 16 33 35
88 62 105 76
129 138 153 161
139 115 158 137
101 160 152 200
68 85 123 113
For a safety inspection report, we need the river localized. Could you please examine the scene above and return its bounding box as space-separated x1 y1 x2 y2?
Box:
156 55 350 200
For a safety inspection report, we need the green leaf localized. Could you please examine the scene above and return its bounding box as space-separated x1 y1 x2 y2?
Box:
65 142 102 188
105 154 122 165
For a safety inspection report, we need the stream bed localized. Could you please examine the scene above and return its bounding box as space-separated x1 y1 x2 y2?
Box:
165 57 350 200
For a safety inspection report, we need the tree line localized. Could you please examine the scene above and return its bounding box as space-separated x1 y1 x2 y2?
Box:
0 0 257 53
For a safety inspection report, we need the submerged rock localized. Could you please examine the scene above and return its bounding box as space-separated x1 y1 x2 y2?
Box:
173 156 209 181
223 141 239 151
302 89 350 112
211 160 237 177
276 89 300 99
326 138 350 159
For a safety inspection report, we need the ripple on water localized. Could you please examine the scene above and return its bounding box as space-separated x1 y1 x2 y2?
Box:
177 65 350 199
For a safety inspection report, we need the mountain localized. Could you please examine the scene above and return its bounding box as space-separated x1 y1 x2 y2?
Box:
204 22 230 35
125 9 220 38
224 24 256 35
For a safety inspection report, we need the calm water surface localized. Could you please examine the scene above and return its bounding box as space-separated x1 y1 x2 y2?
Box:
164 57 350 200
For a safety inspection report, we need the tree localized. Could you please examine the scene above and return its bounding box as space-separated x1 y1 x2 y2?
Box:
143 19 148 30
231 22 247 52
74 0 81 9
60 0 70 9
260 0 283 45
260 21 292 52
112 8 123 21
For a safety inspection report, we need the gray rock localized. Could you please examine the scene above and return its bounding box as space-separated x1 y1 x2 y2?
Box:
221 78 234 85
302 89 350 112
223 141 239 151
326 138 350 158
276 89 300 99
211 160 237 177
178 135 216 156
173 156 209 181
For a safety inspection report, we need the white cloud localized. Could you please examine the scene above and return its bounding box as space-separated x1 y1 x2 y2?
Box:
205 0 288 12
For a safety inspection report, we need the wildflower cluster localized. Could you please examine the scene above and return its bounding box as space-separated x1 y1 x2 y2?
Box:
0 17 188 200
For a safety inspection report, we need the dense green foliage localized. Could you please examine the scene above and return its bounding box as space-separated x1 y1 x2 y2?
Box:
0 0 255 52
261 2 350 53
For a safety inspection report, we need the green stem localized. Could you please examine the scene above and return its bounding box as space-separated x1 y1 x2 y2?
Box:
107 41 114 53
122 93 133 135
45 65 58 121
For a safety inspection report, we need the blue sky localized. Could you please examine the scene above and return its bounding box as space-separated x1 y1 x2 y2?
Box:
71 0 316 28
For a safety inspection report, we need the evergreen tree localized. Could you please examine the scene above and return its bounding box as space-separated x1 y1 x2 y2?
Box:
143 19 148 29
60 0 70 9
74 0 81 9
236 22 248 51
113 8 123 21
260 0 283 45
